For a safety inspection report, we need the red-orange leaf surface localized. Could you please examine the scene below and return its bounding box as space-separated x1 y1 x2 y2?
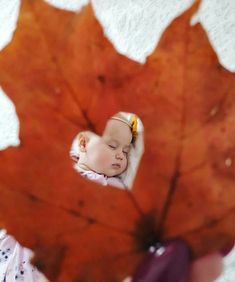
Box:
1 0 235 281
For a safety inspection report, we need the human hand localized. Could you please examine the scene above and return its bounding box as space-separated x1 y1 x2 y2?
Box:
187 252 223 282
188 242 234 282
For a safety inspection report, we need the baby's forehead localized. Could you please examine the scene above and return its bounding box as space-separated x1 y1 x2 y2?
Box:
103 119 132 143
104 119 129 133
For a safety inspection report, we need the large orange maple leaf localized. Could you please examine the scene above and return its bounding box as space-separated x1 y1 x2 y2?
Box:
0 0 235 281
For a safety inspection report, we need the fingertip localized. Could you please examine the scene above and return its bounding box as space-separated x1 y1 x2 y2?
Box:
188 253 223 282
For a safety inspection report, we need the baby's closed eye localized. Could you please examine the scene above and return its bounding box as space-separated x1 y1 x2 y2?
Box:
108 144 117 149
107 141 130 154
123 146 130 154
107 141 118 149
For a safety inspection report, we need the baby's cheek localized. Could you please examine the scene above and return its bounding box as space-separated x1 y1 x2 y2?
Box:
94 152 112 168
122 158 128 171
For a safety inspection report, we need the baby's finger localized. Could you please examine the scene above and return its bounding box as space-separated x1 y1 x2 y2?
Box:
187 253 223 282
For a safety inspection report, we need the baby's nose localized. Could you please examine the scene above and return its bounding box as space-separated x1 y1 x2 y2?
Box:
115 152 124 160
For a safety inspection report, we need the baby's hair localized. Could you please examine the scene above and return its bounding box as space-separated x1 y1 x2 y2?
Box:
111 112 138 143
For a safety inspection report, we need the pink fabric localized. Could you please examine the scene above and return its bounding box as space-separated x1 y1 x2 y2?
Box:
79 169 126 189
0 230 47 282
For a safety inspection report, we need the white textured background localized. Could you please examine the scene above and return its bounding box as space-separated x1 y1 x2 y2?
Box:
0 0 235 281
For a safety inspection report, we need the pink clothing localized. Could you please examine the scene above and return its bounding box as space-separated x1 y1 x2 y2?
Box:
0 230 47 282
79 169 126 189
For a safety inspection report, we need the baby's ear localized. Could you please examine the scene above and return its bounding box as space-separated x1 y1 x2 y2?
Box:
78 133 88 152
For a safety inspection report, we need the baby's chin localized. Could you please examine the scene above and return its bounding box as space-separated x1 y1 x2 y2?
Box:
105 169 125 177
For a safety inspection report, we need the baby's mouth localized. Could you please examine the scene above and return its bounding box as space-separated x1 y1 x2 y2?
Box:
112 164 121 169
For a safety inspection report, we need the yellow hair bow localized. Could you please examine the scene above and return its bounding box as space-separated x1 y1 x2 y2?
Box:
130 114 138 142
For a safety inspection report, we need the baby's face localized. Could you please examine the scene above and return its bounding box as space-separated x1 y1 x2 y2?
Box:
84 119 132 177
